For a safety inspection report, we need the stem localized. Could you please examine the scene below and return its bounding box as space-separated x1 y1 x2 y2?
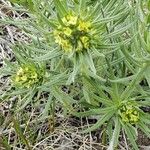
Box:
102 125 107 150
49 99 55 133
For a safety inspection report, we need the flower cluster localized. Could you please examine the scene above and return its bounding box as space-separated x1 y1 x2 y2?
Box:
13 65 40 88
54 13 93 53
119 103 139 124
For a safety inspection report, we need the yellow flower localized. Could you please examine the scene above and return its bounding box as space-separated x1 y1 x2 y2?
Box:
64 27 72 36
14 66 39 88
55 36 63 45
76 40 83 51
120 103 139 124
61 39 72 52
21 76 27 82
15 76 20 82
62 14 78 26
62 17 68 25
17 68 23 75
80 36 90 49
121 113 129 123
54 13 94 53
78 20 91 32
31 72 38 79
67 15 78 25
54 30 63 45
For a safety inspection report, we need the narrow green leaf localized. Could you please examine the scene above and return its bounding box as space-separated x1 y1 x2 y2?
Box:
85 50 96 75
17 89 36 111
32 49 61 61
67 58 80 84
123 125 139 150
54 0 68 17
121 64 149 100
1 135 11 150
73 107 116 117
42 95 53 117
13 118 31 150
83 110 114 133
108 118 121 150
138 122 150 138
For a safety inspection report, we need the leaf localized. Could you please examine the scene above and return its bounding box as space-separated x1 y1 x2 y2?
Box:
85 50 96 75
123 124 139 150
109 75 135 84
39 73 68 88
83 85 91 104
12 118 31 150
17 88 36 111
42 95 53 117
51 86 75 112
88 2 102 20
73 106 116 117
121 64 149 100
32 49 61 61
83 110 114 133
54 0 68 17
66 57 80 84
108 118 121 150
94 9 129 24
145 66 150 88
10 0 34 11
79 0 86 14
0 135 11 150
138 122 150 138
148 0 150 11
91 93 113 106
7 88 30 96
105 22 136 38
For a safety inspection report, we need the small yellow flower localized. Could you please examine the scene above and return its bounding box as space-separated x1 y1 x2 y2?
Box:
31 72 38 79
55 36 63 45
17 68 23 75
54 13 94 53
78 20 91 32
61 39 72 52
66 15 78 25
76 40 83 51
120 103 139 124
53 30 59 36
62 17 68 25
80 36 90 49
53 30 63 45
15 76 20 82
64 27 72 36
121 113 129 123
14 66 39 88
62 14 78 26
21 76 27 82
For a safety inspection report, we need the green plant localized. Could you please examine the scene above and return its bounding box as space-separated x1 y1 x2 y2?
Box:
0 0 150 149
74 64 150 149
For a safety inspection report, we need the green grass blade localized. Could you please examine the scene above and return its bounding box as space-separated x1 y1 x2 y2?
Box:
12 118 31 150
0 135 11 150
83 110 114 133
53 0 68 17
123 125 139 150
138 122 150 138
32 49 61 61
73 106 117 117
108 118 121 150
